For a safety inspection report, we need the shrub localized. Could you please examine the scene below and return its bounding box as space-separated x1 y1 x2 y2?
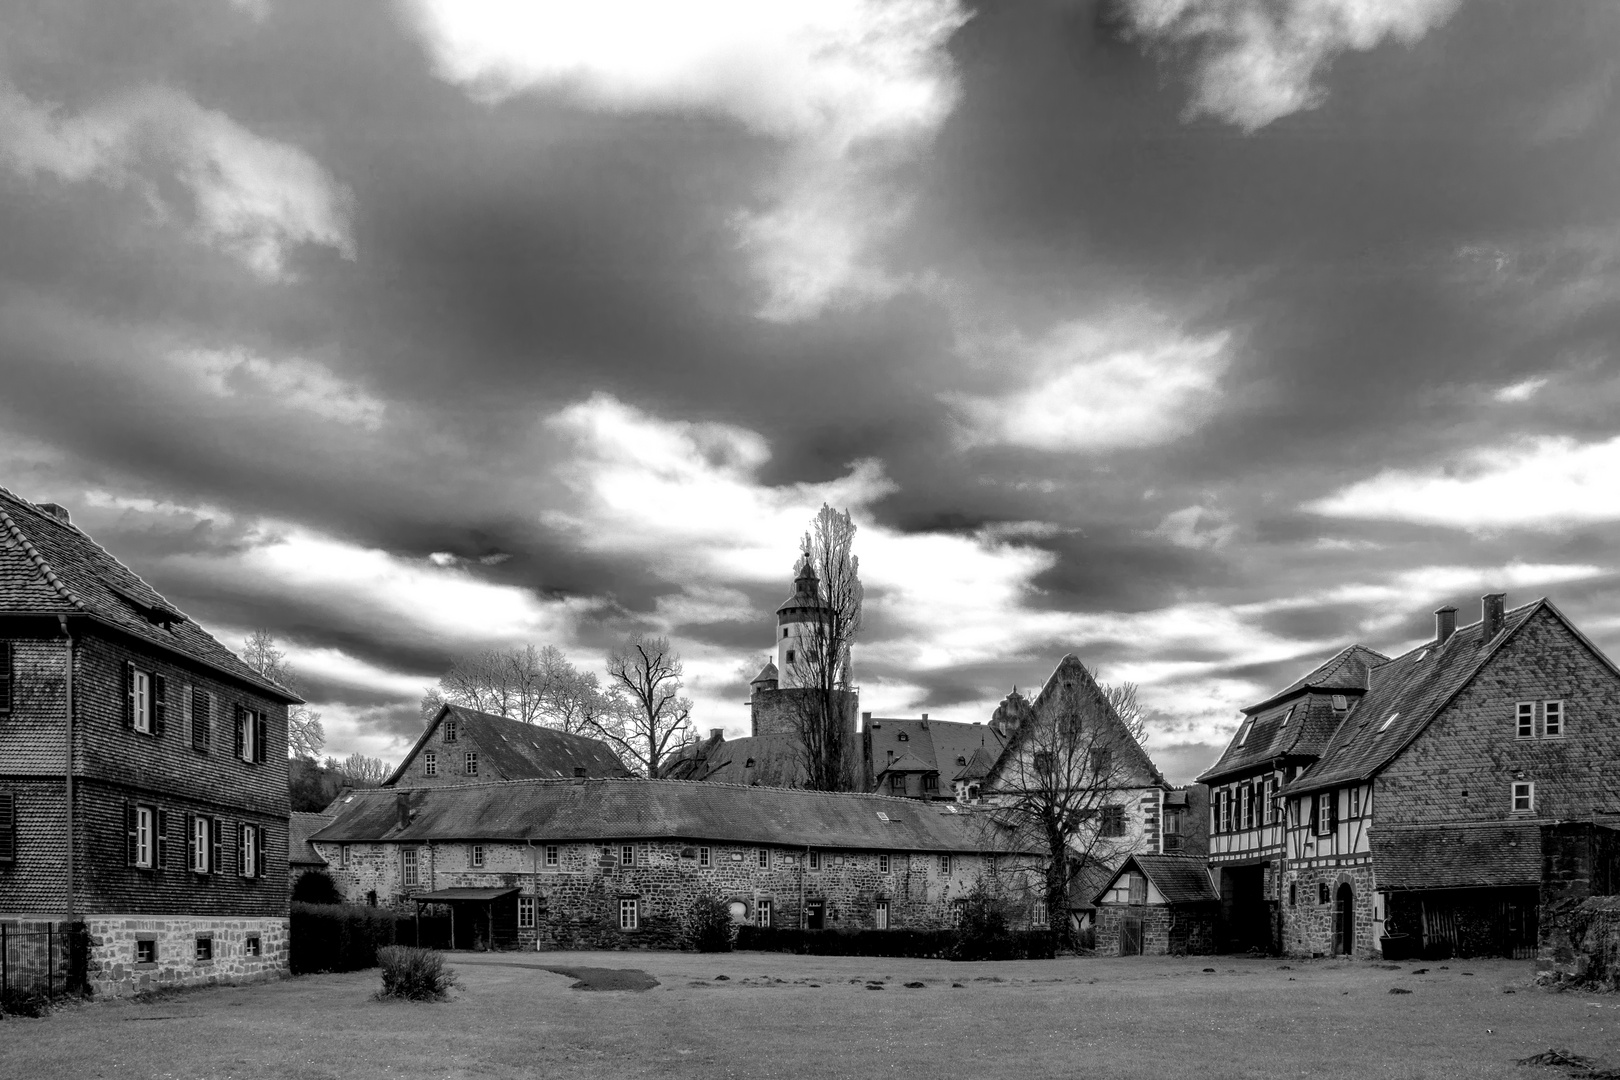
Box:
291 870 343 906
684 894 735 953
290 903 399 974
377 946 458 1001
0 988 52 1018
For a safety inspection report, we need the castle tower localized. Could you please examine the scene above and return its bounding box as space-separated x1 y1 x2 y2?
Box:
773 549 829 690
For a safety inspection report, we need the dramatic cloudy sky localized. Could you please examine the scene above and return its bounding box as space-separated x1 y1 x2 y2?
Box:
5 0 1620 782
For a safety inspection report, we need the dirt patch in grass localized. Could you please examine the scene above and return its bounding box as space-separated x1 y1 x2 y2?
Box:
541 966 660 992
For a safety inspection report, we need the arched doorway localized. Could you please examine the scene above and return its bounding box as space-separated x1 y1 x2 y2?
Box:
1334 883 1355 956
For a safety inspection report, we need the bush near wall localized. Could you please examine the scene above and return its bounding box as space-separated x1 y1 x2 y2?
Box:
734 926 1057 960
289 903 399 974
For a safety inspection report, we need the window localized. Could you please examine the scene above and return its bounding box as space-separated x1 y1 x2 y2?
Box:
875 900 889 929
1164 806 1185 837
1289 882 1297 907
1331 694 1348 711
1218 790 1230 833
402 847 419 887
134 805 154 868
1100 806 1126 837
1349 786 1362 818
518 897 536 929
758 848 770 869
1378 712 1398 733
1090 748 1113 775
195 936 213 962
1316 792 1334 836
956 756 967 767
1127 871 1148 905
339 844 349 869
1517 702 1535 739
808 850 820 870
922 774 938 793
878 853 890 873
1264 777 1277 824
190 686 210 753
240 823 262 878
131 668 152 733
1544 700 1564 738
1031 904 1049 929
754 899 772 927
545 844 560 868
135 939 157 965
444 719 457 742
1318 882 1330 905
465 752 478 776
191 815 210 873
621 844 636 867
1512 782 1535 813
0 641 11 715
236 706 265 764
785 649 795 664
1241 785 1253 830
897 731 909 742
939 855 952 875
424 752 437 776
619 897 639 930
244 935 261 957
782 628 788 638
470 844 485 868
1032 750 1053 773
889 774 904 792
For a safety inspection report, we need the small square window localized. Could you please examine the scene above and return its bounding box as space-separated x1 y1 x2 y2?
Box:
135 939 156 964
245 935 261 957
1512 782 1534 813
424 752 437 776
1544 700 1564 738
758 848 770 869
545 844 559 868
878 853 890 873
621 844 636 867
195 936 213 962
785 649 795 664
698 846 711 868
518 896 536 929
470 844 485 868
808 850 820 870
1517 702 1535 739
619 897 639 931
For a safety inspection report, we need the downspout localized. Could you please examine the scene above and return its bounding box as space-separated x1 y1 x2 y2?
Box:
800 846 808 929
57 615 74 921
529 840 539 950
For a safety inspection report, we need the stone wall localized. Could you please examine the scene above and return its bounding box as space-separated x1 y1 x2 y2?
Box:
1094 904 1217 956
316 837 1039 951
82 914 288 998
1281 863 1377 957
1538 896 1620 987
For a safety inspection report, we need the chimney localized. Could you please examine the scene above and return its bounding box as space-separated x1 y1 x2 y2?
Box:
1481 593 1506 641
395 793 411 830
38 503 70 525
920 713 929 728
1434 605 1457 644
709 728 723 742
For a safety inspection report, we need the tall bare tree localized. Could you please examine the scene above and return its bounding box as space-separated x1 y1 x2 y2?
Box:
331 752 391 786
978 664 1158 938
785 504 863 791
242 629 326 759
601 633 693 777
420 643 613 731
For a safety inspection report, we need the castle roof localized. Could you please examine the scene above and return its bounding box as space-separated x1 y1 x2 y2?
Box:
751 660 779 684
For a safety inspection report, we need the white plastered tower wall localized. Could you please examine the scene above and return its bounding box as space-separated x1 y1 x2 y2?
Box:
774 552 829 691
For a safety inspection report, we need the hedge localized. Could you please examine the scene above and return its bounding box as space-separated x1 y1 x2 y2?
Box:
733 926 1058 961
289 903 400 974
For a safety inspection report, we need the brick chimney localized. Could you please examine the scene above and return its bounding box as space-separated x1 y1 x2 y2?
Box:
709 728 723 742
1481 593 1506 641
38 502 70 525
1434 605 1457 644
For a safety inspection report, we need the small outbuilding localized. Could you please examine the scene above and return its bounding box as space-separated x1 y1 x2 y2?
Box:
1093 854 1220 956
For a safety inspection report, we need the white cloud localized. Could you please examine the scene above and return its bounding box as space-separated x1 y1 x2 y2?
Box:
1306 435 1620 529
1116 0 1464 131
1154 504 1236 549
0 82 354 279
1494 376 1549 403
943 321 1232 451
398 0 968 319
171 348 387 430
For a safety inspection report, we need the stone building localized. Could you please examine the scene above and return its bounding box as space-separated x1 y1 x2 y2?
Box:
310 777 1043 950
0 488 299 996
1208 594 1620 959
385 703 632 788
1093 854 1220 956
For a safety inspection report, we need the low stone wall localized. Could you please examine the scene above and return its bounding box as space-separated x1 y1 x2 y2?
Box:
1538 896 1620 988
83 915 288 998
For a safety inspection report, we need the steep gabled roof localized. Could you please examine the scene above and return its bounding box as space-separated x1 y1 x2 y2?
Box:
384 704 633 786
1286 601 1546 796
865 715 1007 792
1242 644 1388 714
877 750 936 776
312 777 1012 853
1093 853 1219 906
0 487 298 701
289 812 334 867
953 744 998 782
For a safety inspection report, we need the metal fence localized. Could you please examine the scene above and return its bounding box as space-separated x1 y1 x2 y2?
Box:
1 922 88 1005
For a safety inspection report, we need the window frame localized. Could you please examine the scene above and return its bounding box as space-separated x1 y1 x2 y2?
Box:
339 843 349 869
1516 701 1535 739
134 804 155 869
470 843 485 868
244 935 261 958
1512 781 1535 814
464 751 478 776
518 896 536 929
191 815 210 874
878 853 890 873
754 898 772 928
1316 792 1333 836
132 669 152 734
545 844 560 868
698 846 711 868
239 822 260 879
758 848 770 869
402 846 420 887
194 935 213 963
1544 700 1564 738
939 854 952 875
1350 785 1362 819
808 850 820 871
444 719 457 743
621 844 635 867
1100 805 1126 838
874 900 890 930
135 938 157 965
619 897 639 931
424 751 437 776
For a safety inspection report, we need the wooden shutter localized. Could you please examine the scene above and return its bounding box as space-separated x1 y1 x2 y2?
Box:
211 817 223 876
0 789 14 862
1327 789 1340 832
240 823 250 876
186 813 196 872
125 801 137 865
152 674 167 737
254 712 268 764
191 687 209 752
125 662 137 729
0 641 12 714
155 808 169 869
234 704 245 760
255 825 266 878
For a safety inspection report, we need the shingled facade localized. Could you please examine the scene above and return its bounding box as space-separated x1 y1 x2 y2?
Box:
0 489 300 996
311 778 1043 950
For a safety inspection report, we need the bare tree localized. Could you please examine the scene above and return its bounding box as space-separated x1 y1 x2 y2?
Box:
242 629 326 759
332 752 391 786
601 633 694 777
785 504 863 791
978 665 1157 938
421 643 619 733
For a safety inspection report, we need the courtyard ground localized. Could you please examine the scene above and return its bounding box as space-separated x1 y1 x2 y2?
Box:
2 950 1616 1080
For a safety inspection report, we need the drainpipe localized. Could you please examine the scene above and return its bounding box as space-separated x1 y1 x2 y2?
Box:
57 615 74 921
800 846 809 929
528 840 539 951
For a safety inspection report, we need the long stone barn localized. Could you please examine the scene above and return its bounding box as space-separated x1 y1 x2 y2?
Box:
309 778 1042 950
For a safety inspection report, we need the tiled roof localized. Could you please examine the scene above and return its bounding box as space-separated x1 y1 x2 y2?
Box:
1287 602 1543 796
1244 644 1389 713
1371 823 1541 889
878 750 937 776
0 488 298 700
1093 854 1219 906
385 705 633 786
311 777 1010 853
289 812 334 866
751 660 779 684
660 733 808 788
953 745 998 782
865 716 1007 786
1200 696 1349 784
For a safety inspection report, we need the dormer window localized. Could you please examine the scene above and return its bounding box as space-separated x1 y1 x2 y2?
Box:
897 732 909 742
956 756 967 766
1279 705 1294 728
1378 712 1398 733
1331 695 1348 711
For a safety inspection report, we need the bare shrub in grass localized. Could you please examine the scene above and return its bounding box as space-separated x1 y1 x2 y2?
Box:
377 946 459 1001
685 894 735 953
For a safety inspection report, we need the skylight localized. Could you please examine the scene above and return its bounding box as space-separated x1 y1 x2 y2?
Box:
1379 712 1399 732
876 812 890 822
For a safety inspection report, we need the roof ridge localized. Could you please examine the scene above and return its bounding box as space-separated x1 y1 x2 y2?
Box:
378 773 954 806
0 503 84 609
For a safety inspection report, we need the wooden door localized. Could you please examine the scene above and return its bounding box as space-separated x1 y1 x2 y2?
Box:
1335 884 1354 956
806 900 825 930
1121 916 1143 956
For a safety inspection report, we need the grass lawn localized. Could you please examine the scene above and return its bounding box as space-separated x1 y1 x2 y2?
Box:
2 951 1616 1080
